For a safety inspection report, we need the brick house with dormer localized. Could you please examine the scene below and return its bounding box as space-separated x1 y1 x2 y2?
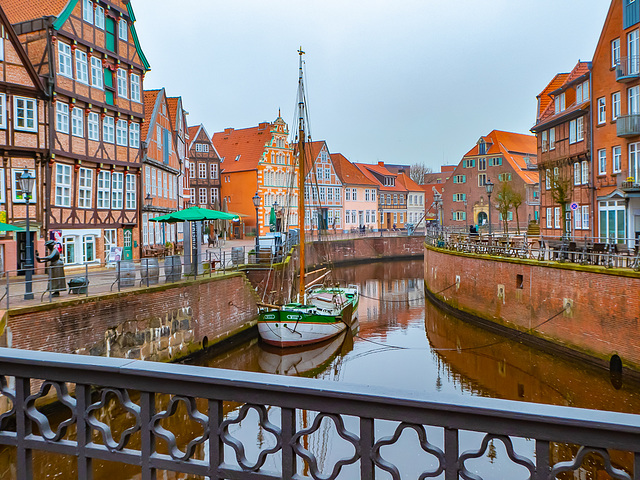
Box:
188 124 220 210
0 4 48 274
303 141 343 232
4 0 150 264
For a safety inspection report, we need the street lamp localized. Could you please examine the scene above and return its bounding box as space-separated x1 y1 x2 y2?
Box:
485 179 494 237
252 192 260 252
273 201 279 232
144 193 152 208
433 192 443 234
19 169 36 300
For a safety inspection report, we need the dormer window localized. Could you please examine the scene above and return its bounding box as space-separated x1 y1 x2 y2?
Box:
478 140 487 156
554 92 566 113
235 155 241 161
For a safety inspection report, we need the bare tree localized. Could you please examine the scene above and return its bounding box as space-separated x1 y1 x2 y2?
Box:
409 163 433 185
511 190 523 234
495 182 515 235
547 167 572 238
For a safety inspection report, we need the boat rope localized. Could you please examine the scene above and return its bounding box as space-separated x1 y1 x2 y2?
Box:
353 305 570 353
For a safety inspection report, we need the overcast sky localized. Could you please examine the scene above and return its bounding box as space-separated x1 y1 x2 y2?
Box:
134 0 610 171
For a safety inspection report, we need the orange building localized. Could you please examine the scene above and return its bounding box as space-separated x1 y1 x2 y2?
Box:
0 5 48 274
141 88 181 256
212 114 298 236
592 0 640 244
355 162 408 230
442 130 539 232
532 62 593 238
5 0 150 264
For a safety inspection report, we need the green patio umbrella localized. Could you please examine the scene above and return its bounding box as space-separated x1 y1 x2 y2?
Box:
0 222 23 231
149 206 239 223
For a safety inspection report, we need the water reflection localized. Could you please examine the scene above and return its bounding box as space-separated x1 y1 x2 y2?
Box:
2 260 638 479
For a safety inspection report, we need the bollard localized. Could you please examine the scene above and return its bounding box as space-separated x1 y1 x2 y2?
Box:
117 261 121 292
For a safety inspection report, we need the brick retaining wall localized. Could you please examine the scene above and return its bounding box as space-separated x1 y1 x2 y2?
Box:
424 244 640 371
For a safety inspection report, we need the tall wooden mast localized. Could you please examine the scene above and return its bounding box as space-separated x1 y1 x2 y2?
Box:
297 48 306 301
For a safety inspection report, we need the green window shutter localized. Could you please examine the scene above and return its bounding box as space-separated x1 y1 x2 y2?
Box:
104 69 114 105
462 175 466 183
106 17 116 52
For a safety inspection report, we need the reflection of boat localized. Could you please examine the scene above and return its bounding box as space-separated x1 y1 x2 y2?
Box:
257 49 359 347
258 331 351 376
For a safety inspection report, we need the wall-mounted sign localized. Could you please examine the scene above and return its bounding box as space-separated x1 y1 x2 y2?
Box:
570 202 579 211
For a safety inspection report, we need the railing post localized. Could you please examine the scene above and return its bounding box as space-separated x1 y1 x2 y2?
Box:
85 263 89 297
281 407 296 479
117 260 121 292
360 417 375 479
76 384 93 480
534 439 550 480
5 270 9 310
140 391 156 480
444 427 458 480
15 377 33 480
207 399 223 479
146 259 149 288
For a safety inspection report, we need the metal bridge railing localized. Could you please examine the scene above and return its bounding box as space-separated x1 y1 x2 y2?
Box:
0 347 638 479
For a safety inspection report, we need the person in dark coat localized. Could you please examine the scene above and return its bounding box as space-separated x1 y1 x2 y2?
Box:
35 240 66 296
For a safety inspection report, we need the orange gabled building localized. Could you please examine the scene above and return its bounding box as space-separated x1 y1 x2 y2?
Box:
0 4 49 274
332 153 379 231
141 88 181 256
212 114 298 236
303 141 343 232
442 130 539 232
355 162 408 230
592 0 640 244
5 0 150 264
532 62 593 238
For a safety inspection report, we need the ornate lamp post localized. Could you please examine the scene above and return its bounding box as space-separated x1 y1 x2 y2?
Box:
252 192 260 252
485 179 494 237
19 169 36 300
433 192 443 235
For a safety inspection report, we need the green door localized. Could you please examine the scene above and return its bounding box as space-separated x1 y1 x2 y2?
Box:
123 229 133 260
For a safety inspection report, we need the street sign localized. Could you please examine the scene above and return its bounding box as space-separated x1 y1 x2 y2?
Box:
570 202 579 211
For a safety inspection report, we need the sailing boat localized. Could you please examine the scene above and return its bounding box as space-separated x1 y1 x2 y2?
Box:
257 49 360 348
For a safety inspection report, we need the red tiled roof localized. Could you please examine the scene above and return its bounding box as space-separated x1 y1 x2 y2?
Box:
166 97 180 130
212 123 274 173
561 61 590 87
396 172 422 192
354 163 407 192
2 0 69 24
141 89 161 142
535 62 591 127
305 141 326 174
537 73 569 121
332 153 377 187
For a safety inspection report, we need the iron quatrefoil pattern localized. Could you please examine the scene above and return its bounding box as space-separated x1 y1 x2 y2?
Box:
0 376 16 430
86 388 141 452
218 403 281 472
458 434 535 480
25 381 77 442
372 422 445 479
291 412 360 480
549 446 631 480
150 395 208 461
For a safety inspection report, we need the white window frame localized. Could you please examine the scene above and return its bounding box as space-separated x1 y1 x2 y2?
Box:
103 116 114 143
151 168 156 195
629 85 639 115
71 107 84 137
612 92 621 120
83 0 93 23
56 102 69 133
91 56 103 89
117 69 127 98
15 97 37 132
582 205 590 230
95 6 105 29
55 164 71 207
574 162 580 185
545 207 553 229
112 172 124 209
97 171 110 209
0 94 6 129
88 112 99 141
58 42 72 78
82 235 96 263
129 122 140 148
549 127 555 150
612 37 621 68
119 18 128 41
199 187 207 205
598 149 607 175
210 188 218 204
210 163 218 179
581 160 588 185
597 97 606 125
554 207 561 229
12 169 36 203
130 74 141 102
198 162 207 179
574 206 582 230
75 49 89 84
78 167 93 209
116 119 128 146
613 146 622 173
126 174 136 209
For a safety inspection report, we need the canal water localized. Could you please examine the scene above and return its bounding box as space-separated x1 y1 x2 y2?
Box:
2 259 638 478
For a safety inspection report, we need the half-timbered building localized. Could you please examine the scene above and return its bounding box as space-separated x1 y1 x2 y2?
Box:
303 141 343 232
5 0 150 264
0 5 48 274
187 124 220 210
141 89 180 257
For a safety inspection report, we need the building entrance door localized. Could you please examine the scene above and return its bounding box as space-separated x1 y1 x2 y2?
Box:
386 212 391 229
477 211 488 226
16 231 35 276
123 229 133 260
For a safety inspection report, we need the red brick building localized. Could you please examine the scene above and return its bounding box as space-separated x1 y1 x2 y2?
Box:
423 166 455 222
592 0 640 244
141 88 181 256
442 130 539 232
5 0 150 264
0 5 48 274
532 62 593 238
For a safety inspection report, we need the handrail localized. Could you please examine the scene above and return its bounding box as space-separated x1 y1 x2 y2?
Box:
0 347 638 479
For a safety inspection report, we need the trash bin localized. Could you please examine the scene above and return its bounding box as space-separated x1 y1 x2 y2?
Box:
68 276 89 294
231 247 244 266
141 258 159 285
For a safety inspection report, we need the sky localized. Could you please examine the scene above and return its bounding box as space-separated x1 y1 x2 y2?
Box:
134 0 611 171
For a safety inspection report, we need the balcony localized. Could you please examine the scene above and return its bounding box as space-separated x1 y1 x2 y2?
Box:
615 55 640 82
616 114 640 137
621 171 640 192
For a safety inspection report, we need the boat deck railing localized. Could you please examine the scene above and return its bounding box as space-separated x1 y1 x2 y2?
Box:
0 347 638 479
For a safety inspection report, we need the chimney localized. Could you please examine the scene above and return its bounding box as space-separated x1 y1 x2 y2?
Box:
378 161 384 167
258 122 269 131
224 128 234 135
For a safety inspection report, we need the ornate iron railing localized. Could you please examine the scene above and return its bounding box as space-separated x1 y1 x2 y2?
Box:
0 347 638 479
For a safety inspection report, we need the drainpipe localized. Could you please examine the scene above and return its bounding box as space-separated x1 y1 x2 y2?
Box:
589 83 596 240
